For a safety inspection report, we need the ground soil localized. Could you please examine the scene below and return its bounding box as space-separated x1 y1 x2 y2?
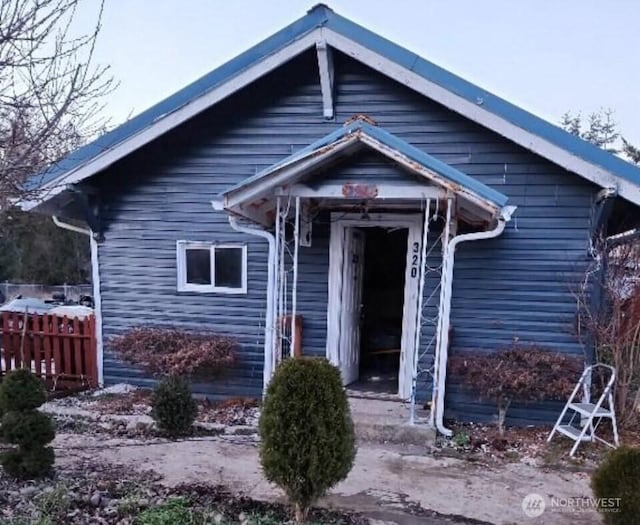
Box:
52 431 598 525
29 388 626 524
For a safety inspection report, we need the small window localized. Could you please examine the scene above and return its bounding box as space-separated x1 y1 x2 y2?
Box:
177 241 247 294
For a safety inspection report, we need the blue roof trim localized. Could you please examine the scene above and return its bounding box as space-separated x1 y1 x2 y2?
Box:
25 7 329 190
321 7 640 187
222 119 509 208
27 3 640 194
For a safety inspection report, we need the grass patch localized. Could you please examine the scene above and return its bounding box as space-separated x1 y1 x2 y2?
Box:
134 497 206 525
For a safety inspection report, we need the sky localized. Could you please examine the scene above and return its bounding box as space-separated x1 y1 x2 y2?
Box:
77 0 640 145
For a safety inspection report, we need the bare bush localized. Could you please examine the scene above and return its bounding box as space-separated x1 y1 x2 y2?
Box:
574 239 640 426
109 327 237 378
450 347 582 436
0 0 114 203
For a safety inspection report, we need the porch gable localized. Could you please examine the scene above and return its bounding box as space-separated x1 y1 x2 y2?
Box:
215 117 509 227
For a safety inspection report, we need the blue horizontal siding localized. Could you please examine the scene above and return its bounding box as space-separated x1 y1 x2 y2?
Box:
93 50 595 424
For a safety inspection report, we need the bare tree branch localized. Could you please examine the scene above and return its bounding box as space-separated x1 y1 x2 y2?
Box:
0 0 115 207
573 239 640 426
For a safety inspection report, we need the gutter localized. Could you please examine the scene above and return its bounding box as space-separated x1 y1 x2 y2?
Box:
607 227 640 248
224 213 277 392
51 216 104 386
430 205 517 437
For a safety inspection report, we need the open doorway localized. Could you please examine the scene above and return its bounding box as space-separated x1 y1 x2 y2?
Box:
328 213 422 399
352 227 408 394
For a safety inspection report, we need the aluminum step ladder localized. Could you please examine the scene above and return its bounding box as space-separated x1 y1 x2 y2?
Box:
547 364 619 457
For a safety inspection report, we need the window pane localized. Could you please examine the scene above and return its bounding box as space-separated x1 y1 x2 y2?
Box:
185 248 211 285
214 247 243 288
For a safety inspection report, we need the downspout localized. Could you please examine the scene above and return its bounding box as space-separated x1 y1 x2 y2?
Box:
226 214 277 392
52 216 91 236
431 205 517 437
51 216 104 386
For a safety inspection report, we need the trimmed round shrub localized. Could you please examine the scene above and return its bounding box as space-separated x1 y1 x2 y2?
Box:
0 368 46 412
259 357 356 523
0 369 55 479
2 410 55 446
151 375 198 437
1 447 55 480
591 446 640 524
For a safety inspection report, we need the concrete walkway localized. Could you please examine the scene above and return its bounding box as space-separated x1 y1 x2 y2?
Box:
56 432 598 525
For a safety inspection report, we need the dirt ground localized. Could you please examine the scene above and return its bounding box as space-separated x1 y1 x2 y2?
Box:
54 432 599 525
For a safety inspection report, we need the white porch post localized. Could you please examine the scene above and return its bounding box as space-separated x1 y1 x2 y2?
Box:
409 199 431 424
290 196 301 357
274 196 282 367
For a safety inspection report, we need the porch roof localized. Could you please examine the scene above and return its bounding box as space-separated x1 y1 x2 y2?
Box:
215 118 510 226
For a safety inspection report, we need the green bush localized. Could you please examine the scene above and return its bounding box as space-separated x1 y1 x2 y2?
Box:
2 410 55 446
0 368 46 412
0 369 55 479
150 375 198 437
259 357 356 524
591 446 640 524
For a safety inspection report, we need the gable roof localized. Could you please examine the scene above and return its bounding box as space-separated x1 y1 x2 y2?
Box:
217 118 509 226
22 3 640 210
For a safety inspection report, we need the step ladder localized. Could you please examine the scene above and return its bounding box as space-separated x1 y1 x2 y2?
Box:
547 364 619 457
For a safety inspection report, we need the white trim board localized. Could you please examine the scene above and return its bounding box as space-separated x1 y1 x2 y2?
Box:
322 28 638 205
326 212 423 400
25 26 640 209
176 241 248 294
23 31 321 210
90 236 104 386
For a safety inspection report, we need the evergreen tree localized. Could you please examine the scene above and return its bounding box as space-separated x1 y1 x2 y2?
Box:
561 108 639 164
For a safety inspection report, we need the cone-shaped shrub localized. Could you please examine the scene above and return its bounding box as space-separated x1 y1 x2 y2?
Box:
0 369 55 479
0 368 46 411
591 446 640 524
259 357 356 524
151 375 198 437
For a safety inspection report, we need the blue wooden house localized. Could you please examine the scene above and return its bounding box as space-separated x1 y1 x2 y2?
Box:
23 5 640 432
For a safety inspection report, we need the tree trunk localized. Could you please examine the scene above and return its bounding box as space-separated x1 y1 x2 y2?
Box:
295 503 308 524
497 398 511 437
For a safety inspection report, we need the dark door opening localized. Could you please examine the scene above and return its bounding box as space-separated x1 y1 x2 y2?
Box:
353 227 408 395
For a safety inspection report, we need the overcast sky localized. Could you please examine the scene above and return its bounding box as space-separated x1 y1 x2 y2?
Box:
80 0 640 145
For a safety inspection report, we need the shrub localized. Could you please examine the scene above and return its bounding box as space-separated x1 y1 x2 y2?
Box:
0 368 47 412
151 375 198 437
0 369 55 479
591 446 640 524
449 346 581 436
2 410 55 446
110 327 237 378
259 357 356 524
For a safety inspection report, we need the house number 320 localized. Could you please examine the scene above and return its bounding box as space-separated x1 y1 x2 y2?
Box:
411 242 420 278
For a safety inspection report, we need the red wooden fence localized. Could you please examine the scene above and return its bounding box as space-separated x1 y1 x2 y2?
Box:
0 311 97 390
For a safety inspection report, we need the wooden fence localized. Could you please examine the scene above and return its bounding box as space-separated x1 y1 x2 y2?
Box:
0 311 97 391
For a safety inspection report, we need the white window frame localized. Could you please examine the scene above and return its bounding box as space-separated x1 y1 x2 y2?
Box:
176 241 247 294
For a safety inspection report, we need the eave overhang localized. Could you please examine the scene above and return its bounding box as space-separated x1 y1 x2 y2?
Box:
214 119 510 227
21 4 640 213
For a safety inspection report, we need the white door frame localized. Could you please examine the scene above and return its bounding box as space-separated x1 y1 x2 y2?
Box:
326 212 423 399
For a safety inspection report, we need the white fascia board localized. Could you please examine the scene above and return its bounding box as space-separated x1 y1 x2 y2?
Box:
324 29 640 207
358 134 500 215
224 136 359 209
276 183 446 200
316 37 335 119
26 30 323 209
